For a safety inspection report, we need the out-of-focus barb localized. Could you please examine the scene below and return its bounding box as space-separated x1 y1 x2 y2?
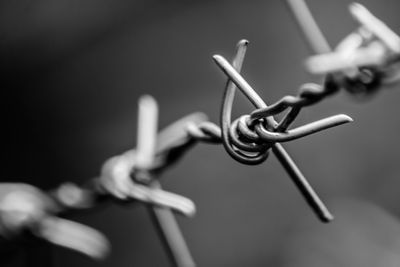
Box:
97 95 196 267
305 3 400 94
98 150 195 216
0 183 110 260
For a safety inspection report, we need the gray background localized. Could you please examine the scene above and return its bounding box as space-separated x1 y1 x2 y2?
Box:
2 0 400 266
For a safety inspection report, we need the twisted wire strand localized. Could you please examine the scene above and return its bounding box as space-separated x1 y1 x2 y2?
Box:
249 80 339 122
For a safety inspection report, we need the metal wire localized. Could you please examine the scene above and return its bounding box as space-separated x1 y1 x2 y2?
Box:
2 2 400 266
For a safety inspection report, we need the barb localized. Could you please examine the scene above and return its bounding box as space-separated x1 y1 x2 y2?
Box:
98 151 195 216
135 95 196 267
213 52 340 222
212 55 351 141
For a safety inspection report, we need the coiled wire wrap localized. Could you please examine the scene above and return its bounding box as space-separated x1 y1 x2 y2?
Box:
250 80 339 123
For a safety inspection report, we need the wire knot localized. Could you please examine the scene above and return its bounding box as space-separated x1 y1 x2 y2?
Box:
228 115 272 160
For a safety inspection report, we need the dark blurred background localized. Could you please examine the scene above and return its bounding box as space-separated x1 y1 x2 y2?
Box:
2 0 400 266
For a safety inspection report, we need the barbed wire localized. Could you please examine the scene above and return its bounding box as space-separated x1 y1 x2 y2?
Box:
1 1 400 267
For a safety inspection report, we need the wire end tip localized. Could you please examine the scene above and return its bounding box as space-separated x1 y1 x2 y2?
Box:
339 114 354 123
212 54 223 61
187 207 197 218
349 2 362 9
139 94 157 105
92 241 111 261
321 213 334 223
182 201 196 218
238 39 249 46
349 2 365 15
